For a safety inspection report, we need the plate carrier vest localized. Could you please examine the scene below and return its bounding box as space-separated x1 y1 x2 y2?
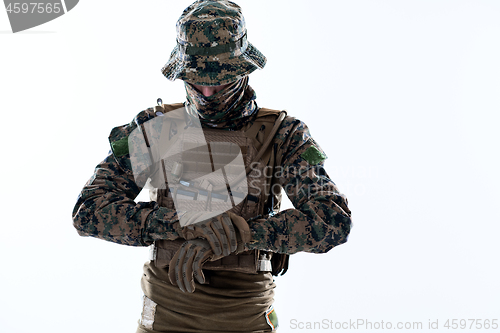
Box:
146 103 290 276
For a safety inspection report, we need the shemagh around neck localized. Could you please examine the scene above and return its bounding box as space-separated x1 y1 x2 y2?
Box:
184 76 258 130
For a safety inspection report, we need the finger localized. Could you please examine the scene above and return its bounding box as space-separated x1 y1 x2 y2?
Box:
227 212 251 244
178 243 197 293
193 247 212 285
199 221 222 256
182 245 197 293
220 213 237 253
168 243 183 287
169 243 189 293
212 217 230 256
176 245 189 293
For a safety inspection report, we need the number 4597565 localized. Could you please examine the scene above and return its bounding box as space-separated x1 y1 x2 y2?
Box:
444 319 498 330
6 3 62 14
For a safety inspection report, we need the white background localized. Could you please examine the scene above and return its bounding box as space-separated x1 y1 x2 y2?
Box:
1 1 499 332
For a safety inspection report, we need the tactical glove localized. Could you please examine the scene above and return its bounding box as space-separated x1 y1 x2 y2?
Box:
180 212 250 257
169 212 250 293
168 239 216 293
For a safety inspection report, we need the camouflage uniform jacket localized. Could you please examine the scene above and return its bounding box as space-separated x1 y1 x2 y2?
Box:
72 105 352 255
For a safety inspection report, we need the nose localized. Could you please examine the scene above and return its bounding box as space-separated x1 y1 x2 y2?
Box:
198 86 219 97
191 83 230 97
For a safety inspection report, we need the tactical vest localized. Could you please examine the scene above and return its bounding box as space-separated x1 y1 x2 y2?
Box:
148 103 289 276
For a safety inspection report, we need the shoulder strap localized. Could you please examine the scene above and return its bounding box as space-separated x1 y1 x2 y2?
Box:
255 107 283 118
159 102 184 113
248 109 286 167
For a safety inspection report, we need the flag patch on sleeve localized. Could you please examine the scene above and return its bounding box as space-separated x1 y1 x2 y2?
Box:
301 145 327 165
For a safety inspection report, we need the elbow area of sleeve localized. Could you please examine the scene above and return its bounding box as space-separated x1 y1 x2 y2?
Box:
71 196 157 247
304 194 352 252
72 198 96 236
247 196 352 255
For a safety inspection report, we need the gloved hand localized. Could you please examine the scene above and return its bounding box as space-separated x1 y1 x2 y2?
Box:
180 211 250 257
169 212 251 293
168 239 215 293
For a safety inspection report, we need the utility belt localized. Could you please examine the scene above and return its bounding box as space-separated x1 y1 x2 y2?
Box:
150 239 272 274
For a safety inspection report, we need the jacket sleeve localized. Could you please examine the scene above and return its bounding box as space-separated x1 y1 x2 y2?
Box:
246 117 352 254
72 117 182 247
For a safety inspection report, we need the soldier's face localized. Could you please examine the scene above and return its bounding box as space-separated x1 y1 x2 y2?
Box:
191 83 230 97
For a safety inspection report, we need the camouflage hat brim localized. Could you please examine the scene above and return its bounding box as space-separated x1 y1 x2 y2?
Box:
161 41 266 86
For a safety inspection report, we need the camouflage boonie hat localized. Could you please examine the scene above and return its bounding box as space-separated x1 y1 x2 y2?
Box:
161 0 266 86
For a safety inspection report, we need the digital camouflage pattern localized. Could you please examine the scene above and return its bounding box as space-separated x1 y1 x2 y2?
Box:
72 104 352 254
161 0 266 86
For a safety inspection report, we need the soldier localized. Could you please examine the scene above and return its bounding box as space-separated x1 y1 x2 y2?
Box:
72 0 352 332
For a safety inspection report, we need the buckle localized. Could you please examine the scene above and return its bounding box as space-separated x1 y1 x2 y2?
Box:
258 259 272 272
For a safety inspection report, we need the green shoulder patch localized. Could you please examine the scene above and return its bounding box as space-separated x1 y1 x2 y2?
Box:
111 136 129 157
301 145 327 165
